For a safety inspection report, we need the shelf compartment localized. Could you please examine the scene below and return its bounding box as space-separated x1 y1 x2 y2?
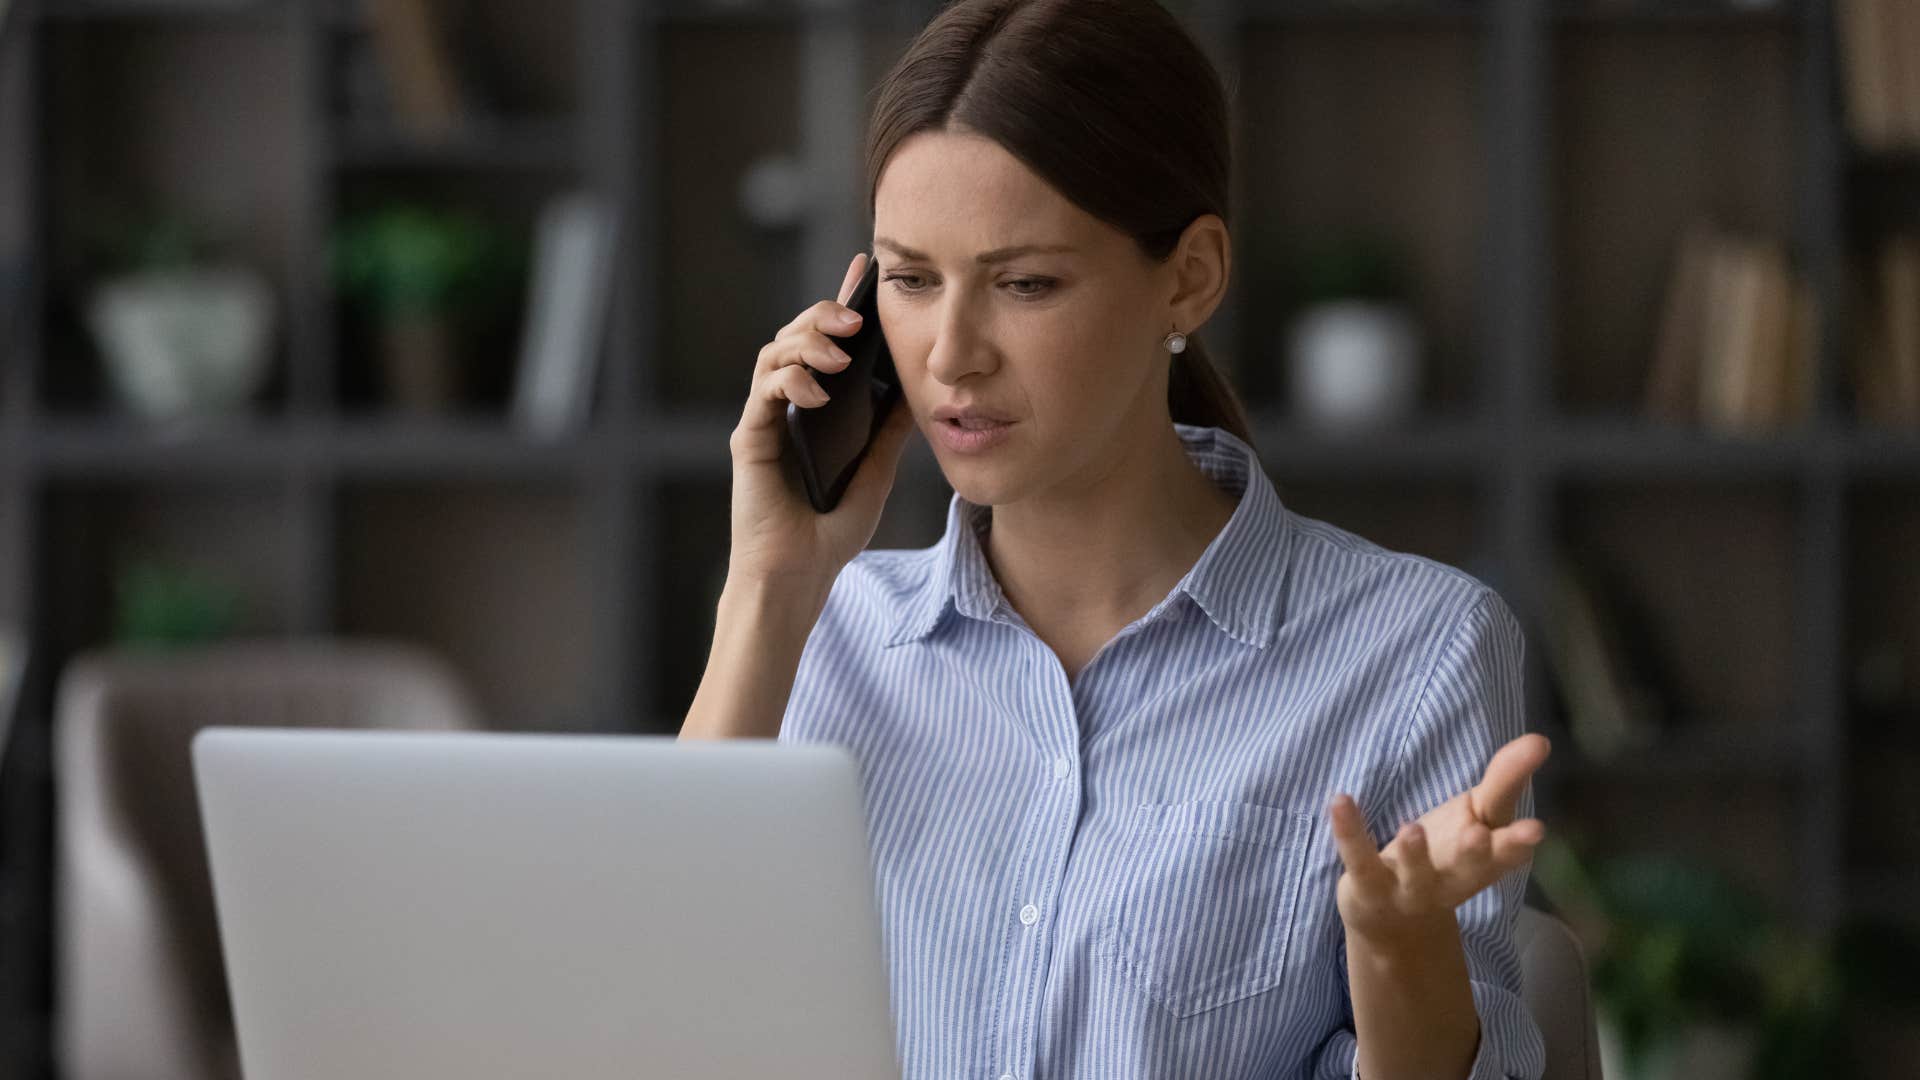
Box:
1844 742 1920 892
336 479 595 731
1233 20 1486 414
330 170 562 416
652 478 731 722
1845 483 1920 899
1545 723 1812 781
1846 482 1920 720
324 0 584 116
1270 473 1487 577
648 21 804 409
36 479 299 664
41 19 300 417
1549 15 1799 417
1548 478 1801 742
647 466 949 724
1550 773 1806 917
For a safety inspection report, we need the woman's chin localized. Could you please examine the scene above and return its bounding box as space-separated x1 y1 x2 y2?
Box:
940 464 1019 509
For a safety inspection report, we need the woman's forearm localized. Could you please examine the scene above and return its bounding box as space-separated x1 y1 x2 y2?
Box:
1348 911 1482 1080
679 574 831 740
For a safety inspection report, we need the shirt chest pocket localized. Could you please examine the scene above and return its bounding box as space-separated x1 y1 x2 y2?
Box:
1095 800 1313 1019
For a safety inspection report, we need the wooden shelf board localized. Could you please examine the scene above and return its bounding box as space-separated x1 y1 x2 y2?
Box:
35 0 288 24
331 118 580 172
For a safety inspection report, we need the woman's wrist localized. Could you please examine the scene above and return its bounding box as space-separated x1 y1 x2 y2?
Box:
721 569 833 620
1346 908 1479 1080
1344 908 1461 968
680 572 832 740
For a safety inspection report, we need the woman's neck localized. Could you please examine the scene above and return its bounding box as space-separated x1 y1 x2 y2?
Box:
982 422 1239 646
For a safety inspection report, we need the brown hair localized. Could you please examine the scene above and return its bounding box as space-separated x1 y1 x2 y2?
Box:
863 0 1257 450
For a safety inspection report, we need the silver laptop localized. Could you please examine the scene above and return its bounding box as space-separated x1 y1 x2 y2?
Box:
192 727 902 1079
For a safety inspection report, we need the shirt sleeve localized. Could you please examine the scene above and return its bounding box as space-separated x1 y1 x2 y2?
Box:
1312 588 1549 1080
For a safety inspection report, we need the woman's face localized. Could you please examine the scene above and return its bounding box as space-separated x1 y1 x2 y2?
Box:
872 129 1176 508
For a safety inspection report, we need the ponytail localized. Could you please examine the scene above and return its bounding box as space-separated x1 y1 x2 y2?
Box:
1167 335 1257 452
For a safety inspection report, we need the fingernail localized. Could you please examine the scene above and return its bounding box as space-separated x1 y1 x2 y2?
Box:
837 309 861 325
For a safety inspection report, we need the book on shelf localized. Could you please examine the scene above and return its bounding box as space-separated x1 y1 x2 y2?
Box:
1645 220 1715 425
1837 0 1920 153
1855 232 1920 428
1642 218 1818 434
365 0 470 137
1540 549 1680 765
511 190 620 440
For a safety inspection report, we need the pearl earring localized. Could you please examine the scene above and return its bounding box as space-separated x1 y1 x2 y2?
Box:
1163 326 1187 354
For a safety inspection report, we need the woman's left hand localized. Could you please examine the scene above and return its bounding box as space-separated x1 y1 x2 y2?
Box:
1327 733 1551 949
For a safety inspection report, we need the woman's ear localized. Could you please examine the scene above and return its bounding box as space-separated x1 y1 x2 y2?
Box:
1168 214 1230 333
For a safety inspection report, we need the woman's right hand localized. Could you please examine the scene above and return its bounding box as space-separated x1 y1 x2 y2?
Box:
726 250 918 591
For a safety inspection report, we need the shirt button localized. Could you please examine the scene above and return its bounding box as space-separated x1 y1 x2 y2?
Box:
1019 904 1039 926
1052 757 1070 780
999 1074 1014 1080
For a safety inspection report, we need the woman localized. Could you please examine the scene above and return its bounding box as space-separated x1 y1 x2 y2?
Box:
682 1 1552 1077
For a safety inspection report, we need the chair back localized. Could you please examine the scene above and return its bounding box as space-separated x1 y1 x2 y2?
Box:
54 640 481 1080
1517 903 1605 1080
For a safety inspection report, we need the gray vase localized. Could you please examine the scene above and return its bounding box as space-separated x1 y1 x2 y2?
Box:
85 266 275 425
1284 299 1423 431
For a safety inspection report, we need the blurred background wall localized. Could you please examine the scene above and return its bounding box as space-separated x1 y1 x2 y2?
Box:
1 0 1917 1077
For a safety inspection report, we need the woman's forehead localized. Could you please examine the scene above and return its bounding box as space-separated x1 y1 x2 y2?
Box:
877 135 1077 226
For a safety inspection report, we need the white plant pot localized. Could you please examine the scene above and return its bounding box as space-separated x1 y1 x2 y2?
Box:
1284 299 1423 431
84 265 275 425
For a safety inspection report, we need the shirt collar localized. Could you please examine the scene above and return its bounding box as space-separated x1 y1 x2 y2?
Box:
882 422 1292 649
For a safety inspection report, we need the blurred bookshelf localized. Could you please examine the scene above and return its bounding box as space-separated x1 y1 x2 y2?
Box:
3 0 1920 1074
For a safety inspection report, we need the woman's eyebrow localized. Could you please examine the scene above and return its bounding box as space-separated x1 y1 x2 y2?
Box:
873 238 1078 264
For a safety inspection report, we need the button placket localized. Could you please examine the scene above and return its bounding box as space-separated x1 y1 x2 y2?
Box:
995 661 1076 1080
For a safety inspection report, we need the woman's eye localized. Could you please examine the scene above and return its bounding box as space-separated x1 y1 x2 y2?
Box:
881 273 1053 299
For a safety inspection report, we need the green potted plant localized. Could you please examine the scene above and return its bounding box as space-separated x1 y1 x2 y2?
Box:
331 203 520 413
114 558 244 648
1531 834 1920 1079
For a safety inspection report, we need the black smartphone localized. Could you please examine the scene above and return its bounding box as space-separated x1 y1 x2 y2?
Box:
784 253 903 513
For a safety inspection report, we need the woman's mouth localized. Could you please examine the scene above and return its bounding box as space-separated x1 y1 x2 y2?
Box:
935 417 1015 453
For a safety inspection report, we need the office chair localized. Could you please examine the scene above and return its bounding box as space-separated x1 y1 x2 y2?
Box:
53 639 482 1080
1517 904 1605 1080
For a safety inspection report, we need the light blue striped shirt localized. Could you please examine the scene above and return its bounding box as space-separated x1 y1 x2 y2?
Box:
780 422 1546 1080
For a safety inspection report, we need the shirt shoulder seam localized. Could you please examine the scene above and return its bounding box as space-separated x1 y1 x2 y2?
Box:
1380 587 1498 828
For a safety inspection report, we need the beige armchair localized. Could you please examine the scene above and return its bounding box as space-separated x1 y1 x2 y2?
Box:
53 639 481 1080
1517 904 1605 1080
